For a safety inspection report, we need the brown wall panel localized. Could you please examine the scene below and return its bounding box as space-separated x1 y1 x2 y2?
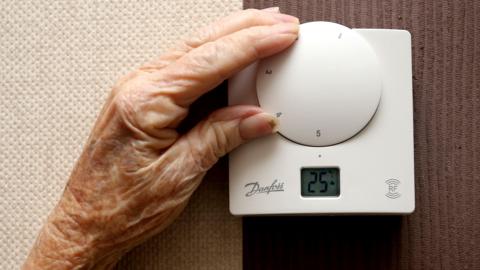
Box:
242 1 480 269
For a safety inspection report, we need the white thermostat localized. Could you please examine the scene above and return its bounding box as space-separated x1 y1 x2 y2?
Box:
228 22 415 215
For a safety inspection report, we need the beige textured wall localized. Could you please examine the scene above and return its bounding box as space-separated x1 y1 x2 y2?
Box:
0 1 242 269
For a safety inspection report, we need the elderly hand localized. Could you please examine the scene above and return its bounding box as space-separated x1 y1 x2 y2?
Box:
22 8 299 269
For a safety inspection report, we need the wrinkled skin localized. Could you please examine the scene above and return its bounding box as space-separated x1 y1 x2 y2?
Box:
22 8 299 270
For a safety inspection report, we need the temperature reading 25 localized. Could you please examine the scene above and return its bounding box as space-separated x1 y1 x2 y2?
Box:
308 171 328 192
301 168 340 197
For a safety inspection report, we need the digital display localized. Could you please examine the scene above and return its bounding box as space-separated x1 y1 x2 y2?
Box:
301 168 340 197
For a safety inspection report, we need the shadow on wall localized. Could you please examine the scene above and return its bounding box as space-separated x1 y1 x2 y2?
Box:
244 216 403 270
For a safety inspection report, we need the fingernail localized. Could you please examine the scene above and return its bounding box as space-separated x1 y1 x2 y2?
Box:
271 22 300 34
239 112 279 140
262 7 280 13
271 13 299 24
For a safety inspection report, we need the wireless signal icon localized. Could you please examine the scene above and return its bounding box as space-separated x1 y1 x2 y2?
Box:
385 179 401 199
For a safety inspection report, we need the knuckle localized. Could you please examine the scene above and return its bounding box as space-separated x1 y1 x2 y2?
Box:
219 34 243 55
111 70 144 97
228 28 260 58
200 41 222 62
185 15 230 50
206 115 233 156
139 56 173 72
112 86 137 125
185 40 225 79
113 79 187 138
187 26 219 48
187 121 222 171
243 8 262 20
111 74 150 128
211 121 229 157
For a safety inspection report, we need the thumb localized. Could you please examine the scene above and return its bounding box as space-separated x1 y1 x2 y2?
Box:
172 105 278 171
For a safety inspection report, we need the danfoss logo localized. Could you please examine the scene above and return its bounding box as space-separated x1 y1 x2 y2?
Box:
244 180 285 197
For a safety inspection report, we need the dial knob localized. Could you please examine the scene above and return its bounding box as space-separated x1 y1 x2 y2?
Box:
257 22 382 146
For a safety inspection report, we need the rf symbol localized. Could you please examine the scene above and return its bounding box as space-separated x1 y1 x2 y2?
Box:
385 179 401 199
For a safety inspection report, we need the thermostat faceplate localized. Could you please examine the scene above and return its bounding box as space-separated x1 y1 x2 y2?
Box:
228 22 415 215
257 22 382 146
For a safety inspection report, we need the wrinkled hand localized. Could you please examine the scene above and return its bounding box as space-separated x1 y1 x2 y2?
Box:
23 8 299 269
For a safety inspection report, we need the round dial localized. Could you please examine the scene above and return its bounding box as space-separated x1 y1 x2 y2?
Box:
257 22 382 146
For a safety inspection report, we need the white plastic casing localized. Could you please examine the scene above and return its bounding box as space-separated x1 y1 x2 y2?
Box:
228 22 414 215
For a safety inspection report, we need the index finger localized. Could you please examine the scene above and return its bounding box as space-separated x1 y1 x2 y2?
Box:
141 8 299 71
153 21 299 106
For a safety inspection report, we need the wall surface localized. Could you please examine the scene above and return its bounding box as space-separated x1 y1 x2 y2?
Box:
2 0 479 269
243 0 480 269
0 1 242 269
